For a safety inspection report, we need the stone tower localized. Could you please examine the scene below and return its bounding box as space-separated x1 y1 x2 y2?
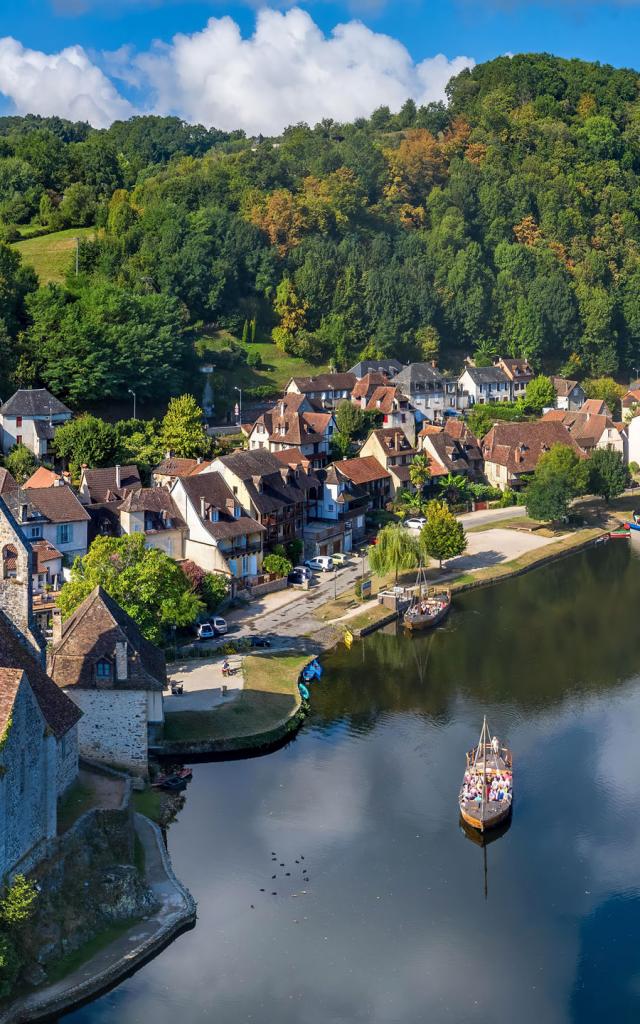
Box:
0 495 44 663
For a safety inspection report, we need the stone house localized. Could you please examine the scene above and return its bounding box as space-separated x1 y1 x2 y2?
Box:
495 358 534 399
209 449 320 551
4 484 90 566
359 428 418 497
247 395 335 469
285 372 356 409
0 468 18 497
0 388 72 458
419 426 477 481
48 586 166 776
0 497 80 878
393 362 463 423
482 421 585 491
170 472 264 587
541 409 625 457
552 377 586 411
118 487 188 559
334 456 392 511
441 419 484 479
151 457 212 490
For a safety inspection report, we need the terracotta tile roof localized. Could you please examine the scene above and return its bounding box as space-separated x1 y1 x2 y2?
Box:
496 357 533 381
482 421 585 474
0 618 81 736
443 419 483 461
581 399 610 416
31 539 62 572
423 431 472 474
5 485 90 525
272 449 313 470
0 468 18 496
419 424 443 436
118 487 186 528
622 389 640 407
288 372 356 394
541 409 621 450
370 428 416 455
216 450 319 514
335 456 391 484
551 376 579 398
153 457 209 478
253 402 330 446
351 372 389 401
81 465 141 503
48 586 166 691
24 467 63 488
364 386 405 414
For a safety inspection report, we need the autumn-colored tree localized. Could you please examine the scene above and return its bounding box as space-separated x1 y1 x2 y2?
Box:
384 129 447 212
513 216 544 247
249 188 306 255
272 276 308 350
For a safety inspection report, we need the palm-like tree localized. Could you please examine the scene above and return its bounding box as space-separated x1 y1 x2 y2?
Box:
409 452 431 494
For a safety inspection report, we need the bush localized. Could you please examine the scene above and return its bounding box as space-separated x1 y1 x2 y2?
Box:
497 489 517 508
201 572 229 611
247 349 263 369
630 461 639 475
263 553 293 577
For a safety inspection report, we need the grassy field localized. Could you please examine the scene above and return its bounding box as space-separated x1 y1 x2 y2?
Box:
163 650 310 745
193 330 329 416
13 226 95 284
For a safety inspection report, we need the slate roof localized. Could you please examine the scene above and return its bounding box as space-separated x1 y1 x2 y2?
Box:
0 617 81 736
348 359 403 379
394 363 445 390
48 586 166 691
181 473 264 539
482 421 584 474
5 485 90 525
462 365 510 386
216 450 319 514
334 456 390 485
0 468 18 497
423 430 471 474
118 487 186 528
81 465 141 504
551 377 581 399
0 388 71 418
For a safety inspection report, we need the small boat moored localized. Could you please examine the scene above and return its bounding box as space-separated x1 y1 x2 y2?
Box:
459 717 512 832
403 566 451 631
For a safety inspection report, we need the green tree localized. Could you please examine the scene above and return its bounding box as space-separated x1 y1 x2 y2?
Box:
263 553 293 577
368 523 421 583
583 377 625 415
57 534 203 644
54 415 118 476
588 447 629 503
161 394 209 459
201 572 229 611
420 500 467 567
525 443 588 521
335 400 364 442
409 452 431 493
114 418 165 482
0 875 37 999
4 444 37 484
524 375 556 414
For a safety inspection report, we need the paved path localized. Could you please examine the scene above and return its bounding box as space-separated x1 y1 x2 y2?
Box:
445 526 561 572
166 654 244 711
1 816 195 1024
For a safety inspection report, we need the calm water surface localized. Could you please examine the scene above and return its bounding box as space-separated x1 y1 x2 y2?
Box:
67 542 640 1024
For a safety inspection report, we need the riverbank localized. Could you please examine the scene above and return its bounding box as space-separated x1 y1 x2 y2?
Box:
0 814 196 1024
158 650 317 756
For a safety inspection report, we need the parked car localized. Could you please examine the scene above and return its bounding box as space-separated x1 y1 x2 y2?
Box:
250 636 272 648
294 565 312 579
288 568 308 585
305 556 335 573
330 552 350 566
196 622 215 641
404 517 427 530
211 616 228 635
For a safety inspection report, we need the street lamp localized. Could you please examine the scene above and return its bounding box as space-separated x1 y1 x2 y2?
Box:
128 388 136 420
234 386 242 426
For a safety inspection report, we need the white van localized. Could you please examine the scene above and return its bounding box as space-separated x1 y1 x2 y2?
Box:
305 556 335 573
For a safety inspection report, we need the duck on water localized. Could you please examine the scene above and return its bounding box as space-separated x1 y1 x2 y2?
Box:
459 716 513 832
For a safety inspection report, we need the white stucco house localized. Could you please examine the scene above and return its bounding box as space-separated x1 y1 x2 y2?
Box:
0 388 72 458
5 483 90 566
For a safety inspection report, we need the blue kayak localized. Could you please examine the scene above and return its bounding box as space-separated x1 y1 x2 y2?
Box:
298 682 310 700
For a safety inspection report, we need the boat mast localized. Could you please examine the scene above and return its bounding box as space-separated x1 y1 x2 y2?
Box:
480 715 487 833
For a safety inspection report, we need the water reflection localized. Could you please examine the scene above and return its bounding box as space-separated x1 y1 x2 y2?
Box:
66 542 640 1024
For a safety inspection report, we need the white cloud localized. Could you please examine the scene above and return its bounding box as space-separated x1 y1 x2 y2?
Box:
0 37 134 128
0 10 473 135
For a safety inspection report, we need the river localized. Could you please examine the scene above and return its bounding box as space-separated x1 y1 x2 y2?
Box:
66 541 640 1024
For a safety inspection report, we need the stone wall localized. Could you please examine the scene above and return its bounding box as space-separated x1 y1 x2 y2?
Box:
56 724 79 796
0 497 43 660
64 689 149 775
0 677 56 880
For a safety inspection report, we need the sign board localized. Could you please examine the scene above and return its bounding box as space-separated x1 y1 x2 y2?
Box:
360 579 372 599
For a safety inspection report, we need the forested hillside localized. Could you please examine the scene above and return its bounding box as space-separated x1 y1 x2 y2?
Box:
2 53 640 408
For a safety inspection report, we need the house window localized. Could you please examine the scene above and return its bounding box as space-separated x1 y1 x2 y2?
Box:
16 416 22 428
211 508 219 522
56 523 73 546
28 526 42 540
96 658 112 681
234 505 241 518
16 435 22 446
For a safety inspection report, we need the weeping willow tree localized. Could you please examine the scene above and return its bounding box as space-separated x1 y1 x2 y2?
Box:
368 524 421 584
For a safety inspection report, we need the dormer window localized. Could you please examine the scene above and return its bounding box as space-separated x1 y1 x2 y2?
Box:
211 508 219 523
96 658 112 682
234 505 241 518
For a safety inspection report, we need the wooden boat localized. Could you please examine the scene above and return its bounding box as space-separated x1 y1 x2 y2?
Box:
610 527 630 539
403 566 451 631
459 717 513 832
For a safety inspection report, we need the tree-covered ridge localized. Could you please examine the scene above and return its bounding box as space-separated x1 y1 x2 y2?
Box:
3 53 640 405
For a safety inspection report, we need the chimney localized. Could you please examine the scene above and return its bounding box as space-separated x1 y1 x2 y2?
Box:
20 503 28 523
115 464 121 489
115 641 128 681
200 496 207 519
280 401 285 416
52 607 63 645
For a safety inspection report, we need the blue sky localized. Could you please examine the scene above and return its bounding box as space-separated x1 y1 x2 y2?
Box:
1 0 640 134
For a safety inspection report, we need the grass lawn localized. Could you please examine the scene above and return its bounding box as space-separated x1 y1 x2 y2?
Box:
163 651 310 745
57 778 97 833
13 226 95 283
192 330 329 415
44 919 138 986
132 787 165 824
346 603 398 632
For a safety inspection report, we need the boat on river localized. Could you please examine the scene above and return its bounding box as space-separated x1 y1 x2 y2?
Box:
403 566 451 631
459 717 513 832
